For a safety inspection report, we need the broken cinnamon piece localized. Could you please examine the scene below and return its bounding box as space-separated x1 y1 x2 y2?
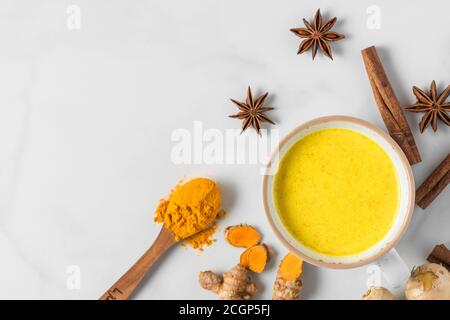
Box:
427 244 450 271
361 46 421 165
416 154 450 209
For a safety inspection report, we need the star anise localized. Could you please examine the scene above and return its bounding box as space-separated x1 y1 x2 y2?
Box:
229 87 275 135
405 81 450 132
290 9 345 60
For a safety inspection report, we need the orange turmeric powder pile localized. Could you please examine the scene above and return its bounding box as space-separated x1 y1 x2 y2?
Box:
184 223 218 250
154 178 222 250
184 210 226 250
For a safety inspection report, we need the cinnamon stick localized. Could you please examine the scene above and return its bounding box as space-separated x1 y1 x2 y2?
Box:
427 244 450 271
361 46 421 165
416 153 450 209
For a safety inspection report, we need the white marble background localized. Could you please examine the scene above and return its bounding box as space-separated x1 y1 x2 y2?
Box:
0 0 448 299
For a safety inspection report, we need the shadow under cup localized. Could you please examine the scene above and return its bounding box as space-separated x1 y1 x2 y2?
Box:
263 116 415 269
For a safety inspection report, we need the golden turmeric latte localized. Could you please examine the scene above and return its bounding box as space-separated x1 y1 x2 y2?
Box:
273 128 399 256
155 178 222 244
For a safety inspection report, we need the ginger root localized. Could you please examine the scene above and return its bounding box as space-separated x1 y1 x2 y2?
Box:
199 264 257 300
362 287 397 300
405 263 450 300
240 244 269 273
225 224 261 248
272 253 303 300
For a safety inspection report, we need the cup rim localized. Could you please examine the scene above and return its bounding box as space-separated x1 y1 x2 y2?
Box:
262 115 415 269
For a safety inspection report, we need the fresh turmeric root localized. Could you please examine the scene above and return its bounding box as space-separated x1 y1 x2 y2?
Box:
199 264 257 300
240 244 269 273
225 224 261 248
272 253 303 300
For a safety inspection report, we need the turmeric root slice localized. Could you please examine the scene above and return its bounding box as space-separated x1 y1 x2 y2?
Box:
240 247 251 266
272 253 303 300
240 244 269 273
278 252 303 281
225 224 261 248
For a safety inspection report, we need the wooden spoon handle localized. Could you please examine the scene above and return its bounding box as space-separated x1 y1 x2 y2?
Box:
99 227 176 300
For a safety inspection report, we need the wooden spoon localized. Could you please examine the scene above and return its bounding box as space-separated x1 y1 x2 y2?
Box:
99 227 176 300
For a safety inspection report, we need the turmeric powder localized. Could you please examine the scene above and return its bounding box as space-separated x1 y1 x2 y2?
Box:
225 224 261 248
154 178 221 241
272 253 303 300
185 210 227 250
184 223 218 250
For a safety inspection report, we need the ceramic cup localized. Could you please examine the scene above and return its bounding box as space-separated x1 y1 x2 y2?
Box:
263 115 415 269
